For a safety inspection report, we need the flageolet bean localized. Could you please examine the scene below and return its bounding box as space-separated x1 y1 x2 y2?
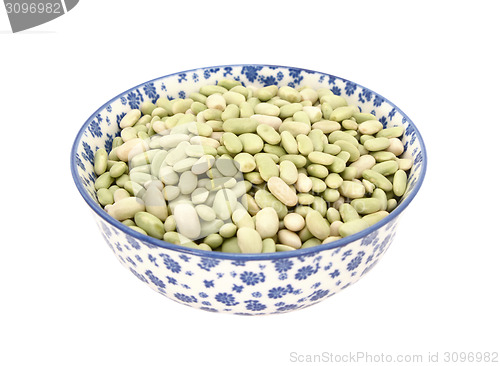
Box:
305 210 330 240
393 169 407 197
95 80 410 254
237 227 263 253
255 207 280 238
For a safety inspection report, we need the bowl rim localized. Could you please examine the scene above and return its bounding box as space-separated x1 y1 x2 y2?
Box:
70 63 427 261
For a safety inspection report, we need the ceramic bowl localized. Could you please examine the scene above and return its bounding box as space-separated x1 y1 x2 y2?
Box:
71 64 427 315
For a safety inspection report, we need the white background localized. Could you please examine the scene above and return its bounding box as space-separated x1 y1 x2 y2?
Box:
1 1 499 365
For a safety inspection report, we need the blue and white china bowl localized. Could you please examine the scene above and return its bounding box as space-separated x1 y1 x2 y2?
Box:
71 65 427 315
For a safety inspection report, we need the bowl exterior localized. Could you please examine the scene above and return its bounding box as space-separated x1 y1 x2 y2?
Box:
95 211 399 314
72 65 426 315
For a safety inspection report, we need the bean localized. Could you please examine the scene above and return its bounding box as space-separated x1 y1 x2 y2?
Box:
277 229 302 249
371 151 397 162
239 133 264 154
308 151 335 165
362 169 393 191
232 208 255 229
279 154 307 168
97 188 114 206
255 207 280 238
339 218 370 237
222 118 258 134
372 188 388 211
94 148 108 176
254 189 288 219
349 154 376 178
397 158 413 171
372 160 399 176
215 157 238 176
257 124 281 145
262 238 276 253
295 173 313 193
212 188 238 220
376 126 404 139
231 152 255 173
362 211 389 226
350 197 382 215
307 164 329 179
134 211 165 239
279 160 298 185
386 137 405 156
364 137 391 152
279 121 311 137
120 109 142 129
387 198 398 212
330 105 356 121
255 153 279 181
305 210 330 240
250 114 282 130
267 176 298 207
393 169 407 196
95 172 114 190
143 185 168 221
358 120 383 135
339 180 365 199
237 227 263 253
339 203 360 222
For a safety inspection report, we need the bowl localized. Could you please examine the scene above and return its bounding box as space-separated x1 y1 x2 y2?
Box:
71 64 427 315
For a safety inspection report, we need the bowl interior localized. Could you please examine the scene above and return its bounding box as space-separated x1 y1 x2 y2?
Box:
71 64 426 256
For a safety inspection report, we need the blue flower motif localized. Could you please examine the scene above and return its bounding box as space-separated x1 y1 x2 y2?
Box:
329 269 340 279
380 116 388 128
127 90 143 109
81 141 94 164
104 133 114 153
232 284 243 293
174 293 197 303
258 75 277 86
129 268 148 283
192 73 199 82
126 235 141 250
309 289 329 301
126 257 136 267
311 282 321 289
245 300 267 311
341 249 352 261
120 96 127 105
106 105 112 112
148 254 158 267
361 230 378 246
388 107 397 120
294 265 316 280
215 292 239 306
268 284 294 299
239 271 265 286
101 222 111 238
276 71 284 81
288 68 303 84
230 260 245 267
88 119 102 138
178 90 186 99
179 254 190 262
252 292 262 298
75 154 84 170
273 258 293 273
414 151 423 166
203 280 214 288
200 307 218 312
276 304 298 312
159 254 182 273
166 276 177 285
199 292 208 298
143 82 159 103
145 270 165 288
373 95 384 107
346 251 365 271
345 81 357 96
241 65 263 82
223 67 233 77
198 258 220 271
178 73 187 82
278 273 288 281
331 85 342 96
327 75 337 85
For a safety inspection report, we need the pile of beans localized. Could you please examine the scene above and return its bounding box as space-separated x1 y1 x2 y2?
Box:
93 79 411 253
